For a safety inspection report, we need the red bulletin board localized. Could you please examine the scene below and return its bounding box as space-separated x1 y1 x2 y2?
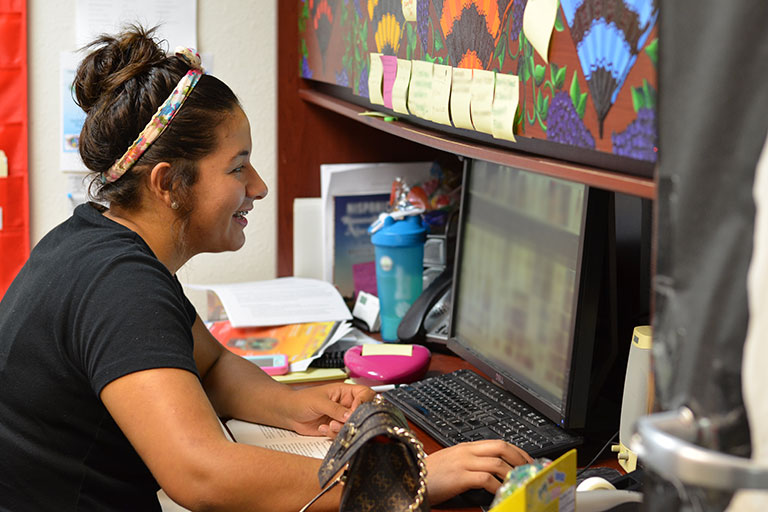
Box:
0 0 29 297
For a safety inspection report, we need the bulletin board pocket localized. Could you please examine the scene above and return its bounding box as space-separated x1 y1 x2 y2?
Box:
0 175 26 231
0 70 24 124
0 230 27 295
0 12 22 68
0 122 25 173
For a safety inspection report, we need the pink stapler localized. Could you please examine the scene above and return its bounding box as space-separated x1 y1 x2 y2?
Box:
344 344 431 386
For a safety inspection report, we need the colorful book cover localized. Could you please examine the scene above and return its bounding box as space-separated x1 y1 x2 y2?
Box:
208 320 340 365
333 193 390 299
491 449 576 512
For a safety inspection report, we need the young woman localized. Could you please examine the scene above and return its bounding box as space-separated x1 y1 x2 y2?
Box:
0 26 530 511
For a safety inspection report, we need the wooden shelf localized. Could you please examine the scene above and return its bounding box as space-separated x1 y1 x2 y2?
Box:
299 88 657 200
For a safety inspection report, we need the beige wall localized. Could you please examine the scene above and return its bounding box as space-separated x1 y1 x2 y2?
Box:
28 0 278 311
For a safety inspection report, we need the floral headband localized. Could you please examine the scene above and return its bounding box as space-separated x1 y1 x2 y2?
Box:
101 47 204 184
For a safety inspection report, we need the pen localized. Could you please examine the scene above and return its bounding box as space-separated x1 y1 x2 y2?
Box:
370 384 400 392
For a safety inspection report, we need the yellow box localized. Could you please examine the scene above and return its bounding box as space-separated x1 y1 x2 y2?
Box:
490 449 577 512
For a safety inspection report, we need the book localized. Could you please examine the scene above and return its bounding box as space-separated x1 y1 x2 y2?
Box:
208 320 352 372
225 419 332 459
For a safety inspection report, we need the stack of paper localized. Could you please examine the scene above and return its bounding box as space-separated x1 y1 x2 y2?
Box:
186 278 354 371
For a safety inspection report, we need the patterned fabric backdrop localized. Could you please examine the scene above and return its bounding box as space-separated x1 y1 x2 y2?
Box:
299 0 658 165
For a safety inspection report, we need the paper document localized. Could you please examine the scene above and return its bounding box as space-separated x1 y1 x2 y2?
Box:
186 278 352 327
320 162 434 297
226 420 332 459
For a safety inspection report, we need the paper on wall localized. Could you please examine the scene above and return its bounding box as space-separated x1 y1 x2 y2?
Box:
492 73 520 142
408 60 434 120
60 52 88 172
401 0 417 22
430 64 453 126
381 55 398 109
522 0 559 64
450 67 474 130
76 0 197 50
470 69 496 135
392 59 412 115
368 53 385 105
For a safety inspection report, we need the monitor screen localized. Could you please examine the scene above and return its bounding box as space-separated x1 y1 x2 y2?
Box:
448 158 610 429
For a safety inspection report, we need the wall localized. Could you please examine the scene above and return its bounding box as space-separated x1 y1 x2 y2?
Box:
27 0 277 312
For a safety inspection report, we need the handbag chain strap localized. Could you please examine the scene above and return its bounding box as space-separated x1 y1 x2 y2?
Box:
387 425 429 512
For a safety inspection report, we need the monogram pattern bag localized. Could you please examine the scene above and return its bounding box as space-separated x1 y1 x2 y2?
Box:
301 395 429 512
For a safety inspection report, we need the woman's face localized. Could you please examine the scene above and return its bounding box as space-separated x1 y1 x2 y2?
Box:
184 108 267 254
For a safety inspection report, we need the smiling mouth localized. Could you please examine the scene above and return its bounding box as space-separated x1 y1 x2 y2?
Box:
233 210 249 220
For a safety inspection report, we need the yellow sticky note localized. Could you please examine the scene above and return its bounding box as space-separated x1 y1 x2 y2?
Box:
392 59 412 114
450 67 474 130
368 53 385 105
362 344 414 357
523 0 559 64
492 73 520 142
430 64 453 126
470 69 495 135
408 60 434 120
401 0 417 22
273 367 348 383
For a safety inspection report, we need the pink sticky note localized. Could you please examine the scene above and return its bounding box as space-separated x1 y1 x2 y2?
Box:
381 55 398 109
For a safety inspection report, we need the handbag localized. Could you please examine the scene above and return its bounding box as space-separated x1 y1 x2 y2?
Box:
300 395 429 512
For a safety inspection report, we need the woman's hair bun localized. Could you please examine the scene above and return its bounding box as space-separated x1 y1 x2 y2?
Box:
73 24 168 113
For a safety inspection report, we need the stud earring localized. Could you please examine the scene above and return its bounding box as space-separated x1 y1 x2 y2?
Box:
171 201 179 210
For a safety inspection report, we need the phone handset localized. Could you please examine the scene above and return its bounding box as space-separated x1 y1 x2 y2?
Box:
423 287 451 337
397 268 453 343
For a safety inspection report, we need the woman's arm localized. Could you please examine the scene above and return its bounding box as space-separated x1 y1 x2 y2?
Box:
190 316 373 435
101 367 342 512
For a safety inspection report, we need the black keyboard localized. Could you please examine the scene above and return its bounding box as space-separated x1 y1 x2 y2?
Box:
383 369 583 458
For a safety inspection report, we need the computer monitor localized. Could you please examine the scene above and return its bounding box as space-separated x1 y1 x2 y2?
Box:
447 158 617 431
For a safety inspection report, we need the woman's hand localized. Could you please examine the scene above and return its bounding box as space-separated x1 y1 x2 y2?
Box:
282 383 376 437
425 440 533 505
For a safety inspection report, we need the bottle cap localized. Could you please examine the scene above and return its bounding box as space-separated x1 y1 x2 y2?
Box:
370 214 426 247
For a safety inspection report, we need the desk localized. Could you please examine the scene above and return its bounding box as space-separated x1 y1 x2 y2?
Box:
176 352 624 512
360 351 624 511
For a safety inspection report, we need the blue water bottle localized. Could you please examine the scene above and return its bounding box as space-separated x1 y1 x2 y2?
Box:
369 214 427 341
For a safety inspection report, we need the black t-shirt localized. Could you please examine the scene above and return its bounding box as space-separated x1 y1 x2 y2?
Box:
0 203 199 511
